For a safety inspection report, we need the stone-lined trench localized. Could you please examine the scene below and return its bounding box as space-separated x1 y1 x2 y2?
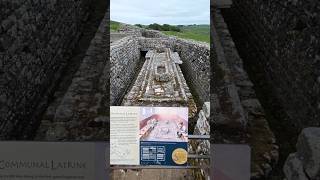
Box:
212 8 279 179
35 2 109 141
0 0 109 140
220 9 300 179
110 25 210 180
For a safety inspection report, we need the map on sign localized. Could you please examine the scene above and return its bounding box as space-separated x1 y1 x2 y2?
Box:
110 106 188 166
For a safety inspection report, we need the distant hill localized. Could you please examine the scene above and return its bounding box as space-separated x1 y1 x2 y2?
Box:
163 24 210 43
110 20 120 31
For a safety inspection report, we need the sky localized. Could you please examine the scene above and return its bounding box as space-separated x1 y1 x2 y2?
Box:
110 0 210 25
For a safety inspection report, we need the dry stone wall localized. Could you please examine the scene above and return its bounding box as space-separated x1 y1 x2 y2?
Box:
110 36 140 105
0 0 92 139
138 37 176 51
176 39 210 104
36 10 109 141
223 0 320 129
213 9 279 178
112 23 211 179
110 26 210 106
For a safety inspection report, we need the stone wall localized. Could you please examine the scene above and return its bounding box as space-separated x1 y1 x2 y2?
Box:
110 27 210 106
0 0 92 139
176 39 210 104
110 36 140 105
191 102 210 179
119 23 166 38
222 0 320 129
111 22 211 179
37 10 109 141
213 9 279 178
138 37 176 51
141 29 166 38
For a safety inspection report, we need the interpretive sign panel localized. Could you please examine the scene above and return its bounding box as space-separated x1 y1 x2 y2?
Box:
110 106 188 166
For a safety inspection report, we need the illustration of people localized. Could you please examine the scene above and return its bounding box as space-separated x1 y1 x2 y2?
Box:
148 119 158 130
177 121 187 138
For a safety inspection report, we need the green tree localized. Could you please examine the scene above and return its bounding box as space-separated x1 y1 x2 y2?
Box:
148 23 162 30
135 24 143 28
162 24 171 31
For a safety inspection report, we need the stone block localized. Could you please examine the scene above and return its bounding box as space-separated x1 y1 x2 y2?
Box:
296 127 320 179
283 153 309 180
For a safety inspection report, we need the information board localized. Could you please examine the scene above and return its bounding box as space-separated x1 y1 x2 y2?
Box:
110 106 188 166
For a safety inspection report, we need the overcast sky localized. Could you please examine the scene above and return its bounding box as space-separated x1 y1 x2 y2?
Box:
110 0 210 25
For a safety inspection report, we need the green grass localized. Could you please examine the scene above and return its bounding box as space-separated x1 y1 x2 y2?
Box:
110 20 120 32
162 25 210 43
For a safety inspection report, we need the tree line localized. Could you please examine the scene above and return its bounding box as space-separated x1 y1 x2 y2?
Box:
135 23 181 32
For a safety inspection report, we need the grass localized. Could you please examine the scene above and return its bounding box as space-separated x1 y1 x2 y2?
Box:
110 20 120 32
162 25 210 43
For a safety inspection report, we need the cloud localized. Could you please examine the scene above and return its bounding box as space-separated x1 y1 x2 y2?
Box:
110 0 210 25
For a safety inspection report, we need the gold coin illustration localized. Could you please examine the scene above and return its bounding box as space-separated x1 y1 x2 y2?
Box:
172 148 188 165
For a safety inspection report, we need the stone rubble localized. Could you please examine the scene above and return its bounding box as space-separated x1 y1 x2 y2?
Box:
284 127 320 180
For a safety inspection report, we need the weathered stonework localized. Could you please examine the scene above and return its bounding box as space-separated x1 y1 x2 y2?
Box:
0 0 92 139
110 36 140 105
284 127 320 180
176 39 210 105
110 25 210 108
139 37 176 52
36 9 109 141
212 8 278 179
223 0 320 129
110 24 210 180
121 48 198 117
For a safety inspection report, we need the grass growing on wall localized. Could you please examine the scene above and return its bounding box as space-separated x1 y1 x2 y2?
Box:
110 20 120 32
162 25 210 43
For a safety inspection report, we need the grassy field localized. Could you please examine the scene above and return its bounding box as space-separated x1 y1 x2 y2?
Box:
162 25 210 43
110 20 120 32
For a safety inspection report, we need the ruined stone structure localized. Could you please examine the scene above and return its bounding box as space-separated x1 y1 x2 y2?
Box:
0 0 108 140
122 48 197 117
222 0 320 130
213 0 320 179
2 1 318 179
212 7 278 179
110 26 210 108
36 8 109 141
110 24 210 179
